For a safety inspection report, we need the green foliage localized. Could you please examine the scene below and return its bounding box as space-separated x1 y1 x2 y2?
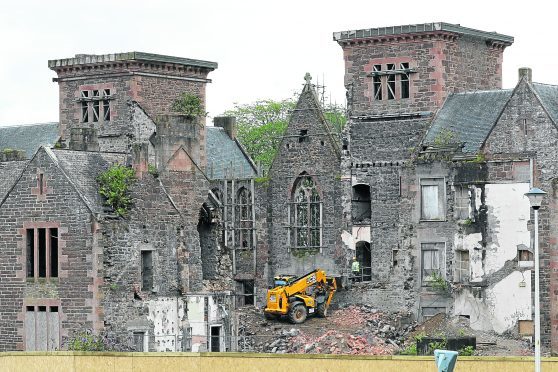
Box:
433 128 456 147
428 338 447 353
67 330 109 351
459 345 474 356
254 176 270 185
458 328 466 337
429 272 449 292
171 93 205 118
399 343 418 355
2 148 14 154
462 218 473 226
413 332 426 342
148 164 159 178
222 99 346 172
97 165 136 217
467 153 486 163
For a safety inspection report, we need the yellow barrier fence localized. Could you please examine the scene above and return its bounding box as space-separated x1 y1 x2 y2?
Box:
1 352 558 372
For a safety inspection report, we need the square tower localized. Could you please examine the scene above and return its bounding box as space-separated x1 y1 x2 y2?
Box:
334 22 513 116
48 52 217 152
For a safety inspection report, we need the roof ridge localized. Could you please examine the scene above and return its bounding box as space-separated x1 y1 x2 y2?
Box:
532 81 558 88
0 122 58 128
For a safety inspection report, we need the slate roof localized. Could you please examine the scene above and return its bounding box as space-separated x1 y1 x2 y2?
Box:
532 83 558 125
48 149 127 214
0 161 27 201
205 126 257 180
0 122 59 158
424 89 513 153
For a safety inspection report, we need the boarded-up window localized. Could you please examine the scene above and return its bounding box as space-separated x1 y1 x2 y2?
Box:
25 305 59 351
421 178 444 220
421 242 444 284
454 250 470 283
454 186 470 220
518 320 534 336
141 251 153 291
133 331 145 351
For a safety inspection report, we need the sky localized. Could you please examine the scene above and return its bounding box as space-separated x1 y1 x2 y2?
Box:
0 0 557 126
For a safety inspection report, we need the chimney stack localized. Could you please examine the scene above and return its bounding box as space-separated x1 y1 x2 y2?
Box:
214 116 237 140
518 67 532 83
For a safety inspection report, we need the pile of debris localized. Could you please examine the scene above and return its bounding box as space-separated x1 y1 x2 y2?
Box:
237 305 417 355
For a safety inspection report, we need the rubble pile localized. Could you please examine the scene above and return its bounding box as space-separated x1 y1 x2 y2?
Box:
237 305 417 355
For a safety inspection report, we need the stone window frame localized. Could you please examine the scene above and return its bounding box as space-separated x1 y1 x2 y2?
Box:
31 168 50 201
288 173 323 251
420 241 445 287
23 299 61 351
351 183 371 224
127 325 150 352
24 223 60 281
369 61 414 101
77 84 114 124
139 246 156 292
454 185 471 220
235 187 254 250
419 177 446 221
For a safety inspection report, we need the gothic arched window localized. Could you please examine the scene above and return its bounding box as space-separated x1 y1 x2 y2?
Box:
291 175 321 249
235 187 253 249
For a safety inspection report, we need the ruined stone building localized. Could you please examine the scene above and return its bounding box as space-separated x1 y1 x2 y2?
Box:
0 52 257 352
2 21 558 354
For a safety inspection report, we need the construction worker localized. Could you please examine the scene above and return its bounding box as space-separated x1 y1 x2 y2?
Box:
351 256 360 282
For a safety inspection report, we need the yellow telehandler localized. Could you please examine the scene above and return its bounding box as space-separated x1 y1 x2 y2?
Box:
264 269 336 324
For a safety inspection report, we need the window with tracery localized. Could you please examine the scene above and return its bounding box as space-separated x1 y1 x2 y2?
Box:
291 175 321 248
235 187 253 249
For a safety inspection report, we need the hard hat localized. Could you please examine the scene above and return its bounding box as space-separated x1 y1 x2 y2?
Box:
353 256 356 260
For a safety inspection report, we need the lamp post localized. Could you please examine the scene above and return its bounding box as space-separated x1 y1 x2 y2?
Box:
525 187 546 372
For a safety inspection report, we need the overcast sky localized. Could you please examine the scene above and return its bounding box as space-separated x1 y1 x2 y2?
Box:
0 0 557 127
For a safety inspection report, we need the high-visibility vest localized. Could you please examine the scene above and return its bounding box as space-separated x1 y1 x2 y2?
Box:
351 260 360 272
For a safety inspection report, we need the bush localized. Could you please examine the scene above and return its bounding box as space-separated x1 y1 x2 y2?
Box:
171 93 205 118
97 165 136 217
67 330 110 351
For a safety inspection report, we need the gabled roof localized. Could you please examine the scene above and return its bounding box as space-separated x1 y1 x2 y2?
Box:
48 149 127 214
532 83 558 126
0 122 59 158
424 89 513 153
206 127 257 180
0 160 27 201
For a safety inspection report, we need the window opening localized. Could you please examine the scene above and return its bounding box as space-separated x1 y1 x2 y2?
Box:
292 175 321 249
454 186 470 220
352 184 371 223
39 173 44 195
92 90 100 122
355 241 372 281
103 89 111 121
298 129 309 143
387 64 396 100
236 280 254 307
400 62 410 99
141 251 153 291
373 64 382 100
421 178 444 220
27 227 59 279
210 326 221 352
80 91 89 123
421 307 446 321
235 187 253 249
183 327 192 351
454 250 470 283
421 242 444 284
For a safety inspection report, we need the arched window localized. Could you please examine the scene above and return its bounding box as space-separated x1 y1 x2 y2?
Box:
291 175 321 249
235 187 253 249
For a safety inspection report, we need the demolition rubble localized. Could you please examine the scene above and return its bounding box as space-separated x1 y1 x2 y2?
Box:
237 305 533 356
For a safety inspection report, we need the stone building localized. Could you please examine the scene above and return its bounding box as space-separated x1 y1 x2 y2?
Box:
0 52 257 352
3 21 558 354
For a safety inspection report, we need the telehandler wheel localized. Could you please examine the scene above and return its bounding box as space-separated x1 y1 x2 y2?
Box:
264 312 278 320
288 303 308 324
316 302 328 317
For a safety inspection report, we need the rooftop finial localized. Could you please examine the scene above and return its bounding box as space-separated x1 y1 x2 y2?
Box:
304 72 312 85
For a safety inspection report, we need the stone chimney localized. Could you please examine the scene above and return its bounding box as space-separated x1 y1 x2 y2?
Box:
214 116 237 140
519 67 532 83
132 142 149 179
151 115 205 173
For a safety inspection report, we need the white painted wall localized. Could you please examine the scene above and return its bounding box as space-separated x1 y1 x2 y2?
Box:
147 297 185 352
453 183 532 334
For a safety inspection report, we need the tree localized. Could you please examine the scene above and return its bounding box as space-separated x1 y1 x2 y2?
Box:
222 99 345 172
